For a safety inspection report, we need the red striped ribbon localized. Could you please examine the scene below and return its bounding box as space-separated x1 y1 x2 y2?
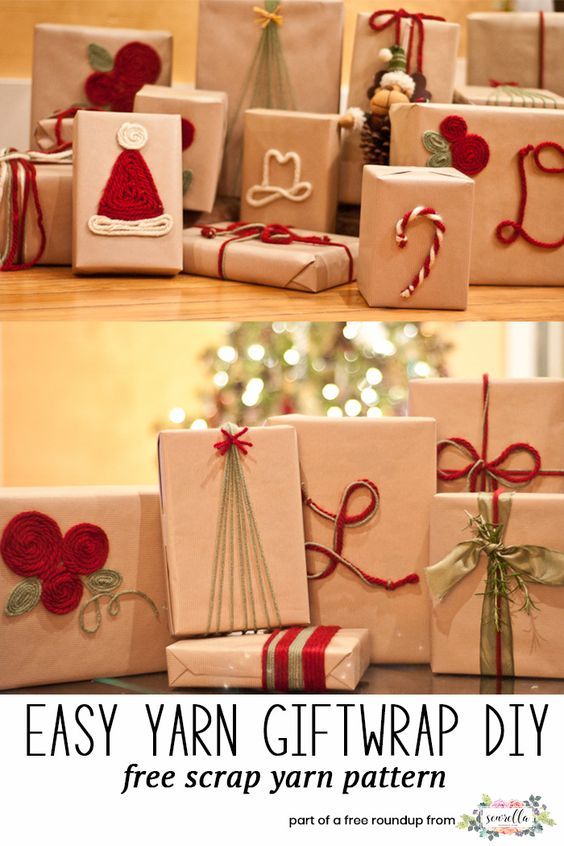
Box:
261 625 340 691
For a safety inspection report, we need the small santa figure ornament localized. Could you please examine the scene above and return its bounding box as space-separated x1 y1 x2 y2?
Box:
88 122 173 237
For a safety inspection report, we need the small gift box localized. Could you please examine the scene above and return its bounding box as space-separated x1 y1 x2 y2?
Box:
0 79 31 150
34 116 73 152
339 10 460 205
267 415 436 663
467 12 564 97
182 222 357 292
240 109 340 233
428 491 564 678
454 84 564 109
30 23 173 146
73 111 183 275
167 627 370 691
134 85 228 213
0 486 170 690
390 102 564 285
158 424 310 637
196 0 344 196
358 165 473 310
408 375 564 494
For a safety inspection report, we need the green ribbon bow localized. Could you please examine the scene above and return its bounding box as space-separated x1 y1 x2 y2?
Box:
426 492 564 677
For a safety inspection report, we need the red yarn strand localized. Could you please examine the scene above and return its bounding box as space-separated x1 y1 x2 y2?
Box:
367 9 445 74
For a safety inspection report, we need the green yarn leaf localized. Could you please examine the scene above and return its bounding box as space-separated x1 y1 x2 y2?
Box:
5 578 41 617
88 43 114 72
427 150 452 168
85 569 122 595
422 130 449 155
182 169 193 194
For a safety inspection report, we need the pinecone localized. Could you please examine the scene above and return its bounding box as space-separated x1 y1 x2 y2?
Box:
360 113 391 166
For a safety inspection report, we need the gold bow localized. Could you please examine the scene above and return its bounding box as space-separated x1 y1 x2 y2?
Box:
254 4 283 28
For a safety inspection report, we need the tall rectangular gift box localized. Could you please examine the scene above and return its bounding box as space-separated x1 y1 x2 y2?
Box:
428 492 564 678
167 628 370 691
408 376 564 494
134 85 228 213
196 0 344 196
30 24 173 146
267 416 436 663
73 111 183 275
182 222 358 292
0 486 170 690
358 165 473 310
340 11 460 204
390 102 564 285
240 110 341 233
467 12 564 97
158 424 310 637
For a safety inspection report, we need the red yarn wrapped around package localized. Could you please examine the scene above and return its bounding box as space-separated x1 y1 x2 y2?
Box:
451 134 490 177
63 523 109 575
41 569 84 614
1 511 63 578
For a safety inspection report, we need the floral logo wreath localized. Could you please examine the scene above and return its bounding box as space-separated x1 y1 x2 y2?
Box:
2 511 159 634
422 115 490 177
458 794 556 839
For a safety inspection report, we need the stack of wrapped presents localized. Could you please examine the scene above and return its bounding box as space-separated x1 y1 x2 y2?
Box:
2 375 564 691
1 5 564 301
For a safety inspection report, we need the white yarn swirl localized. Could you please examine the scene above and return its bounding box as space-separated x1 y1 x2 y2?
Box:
117 123 148 150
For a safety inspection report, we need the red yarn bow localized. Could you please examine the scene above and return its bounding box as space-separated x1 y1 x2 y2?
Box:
368 8 445 74
437 373 564 491
213 426 254 456
303 479 419 589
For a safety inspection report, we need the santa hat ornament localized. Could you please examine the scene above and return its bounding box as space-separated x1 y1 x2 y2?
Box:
88 122 173 236
378 45 416 99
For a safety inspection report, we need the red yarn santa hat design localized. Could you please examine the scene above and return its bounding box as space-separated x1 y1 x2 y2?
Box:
88 122 172 236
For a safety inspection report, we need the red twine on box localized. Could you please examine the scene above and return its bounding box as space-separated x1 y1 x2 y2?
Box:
495 142 564 250
261 625 341 691
368 8 445 74
437 373 564 491
199 222 354 283
213 426 254 456
303 479 419 589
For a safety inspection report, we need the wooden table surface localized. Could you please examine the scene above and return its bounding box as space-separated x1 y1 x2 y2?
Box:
1 269 563 321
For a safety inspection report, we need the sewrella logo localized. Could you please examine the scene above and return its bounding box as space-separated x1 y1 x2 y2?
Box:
458 795 556 839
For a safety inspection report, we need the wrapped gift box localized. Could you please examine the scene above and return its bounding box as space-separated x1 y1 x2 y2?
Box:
240 110 340 233
358 165 473 310
408 376 564 494
390 102 564 285
0 79 31 150
0 486 170 690
134 85 227 213
428 492 564 678
182 222 357 292
167 627 370 690
467 12 564 96
73 110 183 275
34 116 73 152
340 12 460 205
454 84 564 109
267 416 436 663
30 23 172 146
158 425 310 637
196 0 344 196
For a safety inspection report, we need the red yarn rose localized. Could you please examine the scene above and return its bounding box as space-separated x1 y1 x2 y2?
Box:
85 71 117 107
63 523 109 575
181 118 196 151
113 42 161 88
41 569 84 615
439 115 467 142
1 511 63 578
451 133 490 176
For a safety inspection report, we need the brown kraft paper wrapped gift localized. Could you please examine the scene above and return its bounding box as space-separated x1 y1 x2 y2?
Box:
428 492 564 678
73 111 183 275
30 24 173 146
0 486 171 690
167 628 370 690
358 165 473 310
158 425 310 637
240 110 341 233
267 415 436 663
134 85 228 213
454 84 564 109
390 102 564 285
408 376 564 494
196 0 344 197
340 11 459 205
467 12 564 96
182 222 358 292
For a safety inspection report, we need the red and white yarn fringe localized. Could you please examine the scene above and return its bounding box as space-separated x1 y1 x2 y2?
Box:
395 205 446 299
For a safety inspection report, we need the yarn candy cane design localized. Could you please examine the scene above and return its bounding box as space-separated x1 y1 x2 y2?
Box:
395 205 445 299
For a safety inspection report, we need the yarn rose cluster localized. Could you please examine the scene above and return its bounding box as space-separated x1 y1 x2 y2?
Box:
1 511 109 615
422 115 490 177
85 41 162 112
